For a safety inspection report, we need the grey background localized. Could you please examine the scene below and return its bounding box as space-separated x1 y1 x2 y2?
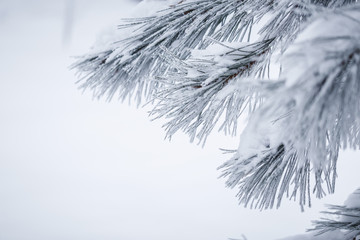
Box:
0 0 359 239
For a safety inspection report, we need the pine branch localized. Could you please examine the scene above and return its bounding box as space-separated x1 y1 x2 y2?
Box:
150 39 277 145
147 0 330 144
72 0 328 104
72 0 264 104
219 144 312 210
147 0 351 144
219 5 360 210
73 0 360 210
310 204 360 239
72 0 346 128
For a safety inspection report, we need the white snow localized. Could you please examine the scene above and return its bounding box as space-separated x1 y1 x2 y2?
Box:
281 8 360 87
344 188 360 208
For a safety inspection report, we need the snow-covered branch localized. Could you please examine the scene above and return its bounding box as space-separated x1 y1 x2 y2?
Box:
73 0 360 210
150 39 276 144
219 4 360 210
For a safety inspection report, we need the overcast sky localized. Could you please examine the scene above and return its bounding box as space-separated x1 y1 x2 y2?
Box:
0 1 359 240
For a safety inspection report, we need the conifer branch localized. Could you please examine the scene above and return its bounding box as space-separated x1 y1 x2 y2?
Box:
219 5 360 209
73 0 360 210
311 204 360 238
150 39 275 144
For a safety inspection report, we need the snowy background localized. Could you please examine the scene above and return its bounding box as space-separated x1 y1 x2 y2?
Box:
0 0 359 239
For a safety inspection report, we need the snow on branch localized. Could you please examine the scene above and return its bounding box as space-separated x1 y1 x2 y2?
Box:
219 5 360 210
150 39 277 145
73 0 360 210
279 189 360 239
72 0 265 104
310 189 360 239
72 0 327 104
311 205 360 238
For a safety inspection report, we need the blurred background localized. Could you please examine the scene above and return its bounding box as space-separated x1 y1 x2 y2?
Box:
0 1 359 239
